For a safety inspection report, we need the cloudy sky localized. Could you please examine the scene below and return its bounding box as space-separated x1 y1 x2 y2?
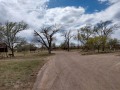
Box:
0 0 120 43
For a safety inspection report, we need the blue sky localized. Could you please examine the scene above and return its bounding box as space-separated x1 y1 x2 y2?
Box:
48 0 109 13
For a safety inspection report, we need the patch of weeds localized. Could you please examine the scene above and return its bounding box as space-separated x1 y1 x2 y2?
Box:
0 59 45 90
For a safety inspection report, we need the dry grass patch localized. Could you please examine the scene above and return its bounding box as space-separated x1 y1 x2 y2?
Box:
0 52 50 90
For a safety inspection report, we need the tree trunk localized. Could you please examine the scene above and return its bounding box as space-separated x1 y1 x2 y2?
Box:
102 44 105 51
11 48 14 57
48 42 52 54
98 46 100 53
9 47 15 57
68 45 70 52
78 40 79 49
68 40 70 52
48 49 51 54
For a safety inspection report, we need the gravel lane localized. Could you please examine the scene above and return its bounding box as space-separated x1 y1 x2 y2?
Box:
33 51 120 90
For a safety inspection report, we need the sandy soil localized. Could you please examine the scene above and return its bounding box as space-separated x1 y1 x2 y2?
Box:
33 51 120 90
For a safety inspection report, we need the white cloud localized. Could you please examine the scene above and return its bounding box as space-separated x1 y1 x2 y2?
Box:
93 1 120 22
0 0 120 44
0 0 49 28
0 0 49 42
98 0 120 4
43 6 85 29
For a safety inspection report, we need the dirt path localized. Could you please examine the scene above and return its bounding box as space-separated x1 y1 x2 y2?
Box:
33 51 120 90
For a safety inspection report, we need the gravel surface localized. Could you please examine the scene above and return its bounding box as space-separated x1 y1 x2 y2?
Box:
33 51 120 90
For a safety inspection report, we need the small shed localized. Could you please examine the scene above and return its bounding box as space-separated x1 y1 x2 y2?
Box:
0 43 8 52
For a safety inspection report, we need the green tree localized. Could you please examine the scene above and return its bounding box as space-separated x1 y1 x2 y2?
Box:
108 38 120 51
79 25 93 50
94 21 116 51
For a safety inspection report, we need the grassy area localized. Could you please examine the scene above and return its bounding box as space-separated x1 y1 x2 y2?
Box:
80 51 114 55
0 52 49 90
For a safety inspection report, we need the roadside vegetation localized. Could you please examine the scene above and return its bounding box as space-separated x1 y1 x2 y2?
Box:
0 20 119 55
0 19 119 90
0 51 49 90
60 21 120 54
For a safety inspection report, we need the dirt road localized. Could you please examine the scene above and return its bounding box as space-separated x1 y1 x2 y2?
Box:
33 51 120 90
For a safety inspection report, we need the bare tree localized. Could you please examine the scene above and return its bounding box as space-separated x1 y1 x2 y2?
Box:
0 21 28 57
34 25 60 54
62 30 74 52
94 21 117 51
